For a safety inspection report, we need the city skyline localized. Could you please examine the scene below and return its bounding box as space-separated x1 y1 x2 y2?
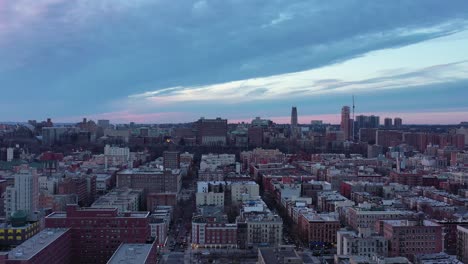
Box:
1 1 468 124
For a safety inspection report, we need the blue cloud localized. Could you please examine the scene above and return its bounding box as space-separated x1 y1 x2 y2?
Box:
0 0 468 121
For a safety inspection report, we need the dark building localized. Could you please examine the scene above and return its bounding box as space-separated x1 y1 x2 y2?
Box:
163 151 180 170
394 117 402 128
359 128 377 144
194 118 228 146
248 127 263 147
356 115 380 130
384 118 393 128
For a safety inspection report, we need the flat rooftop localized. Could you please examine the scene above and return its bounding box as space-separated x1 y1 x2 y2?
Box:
259 247 300 264
107 243 154 264
8 228 70 260
383 219 440 227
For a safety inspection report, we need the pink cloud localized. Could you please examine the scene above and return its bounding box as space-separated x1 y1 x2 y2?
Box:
55 111 189 124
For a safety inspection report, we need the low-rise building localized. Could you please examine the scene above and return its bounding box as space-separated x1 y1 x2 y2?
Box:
0 228 72 264
380 219 442 261
298 211 340 246
337 229 388 258
237 199 283 248
231 181 259 204
196 183 225 207
191 206 237 248
258 246 303 264
347 203 415 231
91 188 143 212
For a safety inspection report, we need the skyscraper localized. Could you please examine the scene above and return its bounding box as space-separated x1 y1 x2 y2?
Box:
384 118 393 128
291 106 298 127
369 115 380 128
356 115 380 130
291 106 299 138
394 117 402 128
341 106 351 140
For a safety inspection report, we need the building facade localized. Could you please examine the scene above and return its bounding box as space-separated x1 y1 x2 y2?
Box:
45 205 150 264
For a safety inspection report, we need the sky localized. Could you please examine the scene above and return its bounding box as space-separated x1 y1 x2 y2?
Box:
1 0 468 124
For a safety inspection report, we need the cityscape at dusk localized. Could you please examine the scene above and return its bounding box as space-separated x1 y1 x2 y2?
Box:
1 1 468 264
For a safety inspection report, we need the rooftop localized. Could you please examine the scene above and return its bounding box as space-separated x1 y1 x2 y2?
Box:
259 246 301 264
7 228 70 261
383 219 440 227
107 243 154 264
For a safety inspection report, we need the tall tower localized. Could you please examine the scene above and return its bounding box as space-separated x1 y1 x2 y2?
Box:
291 106 298 127
291 106 298 139
341 106 351 140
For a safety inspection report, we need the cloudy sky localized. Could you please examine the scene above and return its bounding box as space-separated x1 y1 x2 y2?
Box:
1 0 468 124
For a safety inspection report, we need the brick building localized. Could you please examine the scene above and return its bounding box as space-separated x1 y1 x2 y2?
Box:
45 205 150 264
380 219 442 261
0 228 72 264
194 117 228 146
297 212 340 245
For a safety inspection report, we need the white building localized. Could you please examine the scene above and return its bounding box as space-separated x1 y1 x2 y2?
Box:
38 176 58 194
6 147 14 162
200 154 235 171
91 188 142 212
4 168 39 219
337 229 388 257
104 144 131 170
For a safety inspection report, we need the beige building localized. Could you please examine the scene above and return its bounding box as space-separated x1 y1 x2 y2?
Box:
196 192 225 207
231 181 259 204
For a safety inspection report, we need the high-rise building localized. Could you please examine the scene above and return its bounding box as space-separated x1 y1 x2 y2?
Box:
194 117 228 145
369 115 380 128
384 118 393 128
97 119 110 128
291 106 299 139
6 147 14 162
4 168 39 220
341 106 351 140
42 127 68 146
291 106 298 127
163 151 180 170
248 126 263 147
394 117 402 128
356 115 380 130
45 205 150 264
